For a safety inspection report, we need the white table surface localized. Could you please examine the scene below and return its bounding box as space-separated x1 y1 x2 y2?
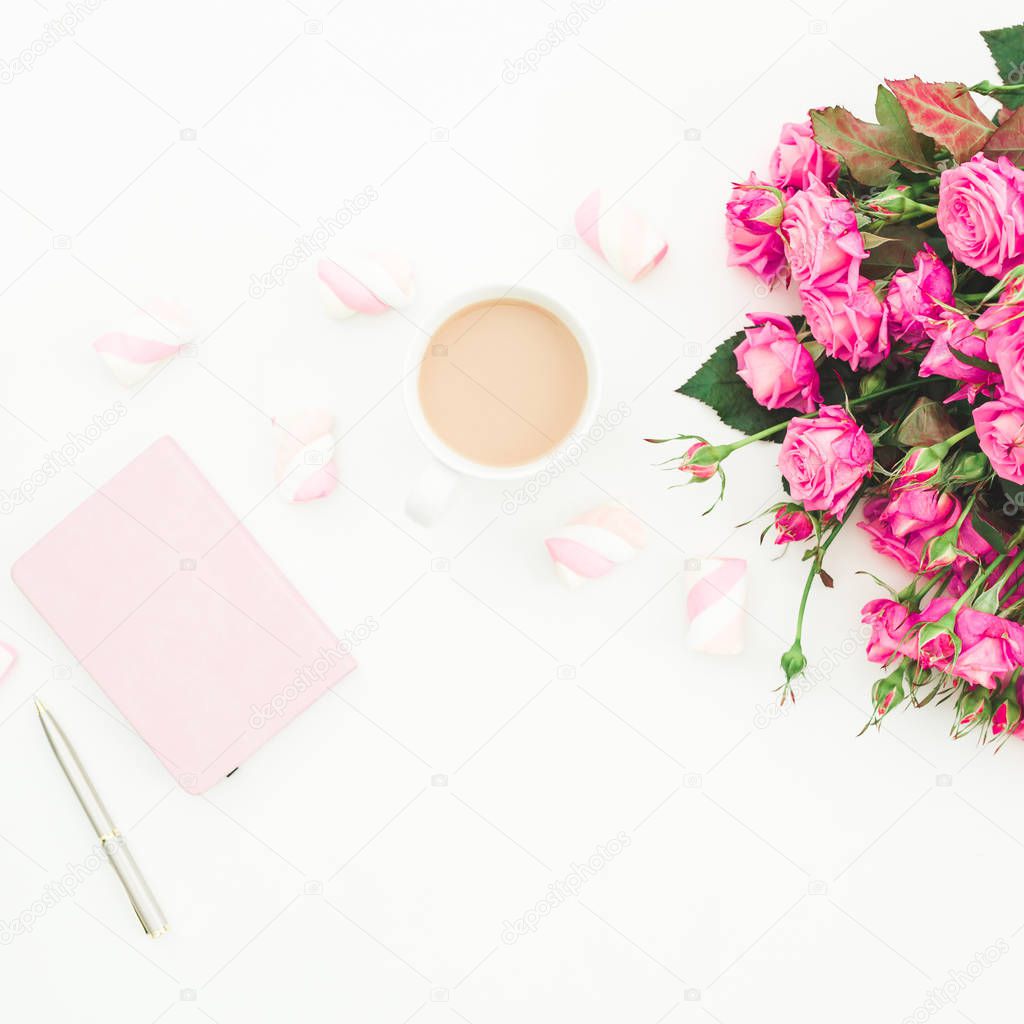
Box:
2 1 1023 1021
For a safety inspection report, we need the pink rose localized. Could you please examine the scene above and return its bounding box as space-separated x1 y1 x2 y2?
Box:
800 278 887 371
918 311 999 402
883 244 954 348
975 396 1024 483
860 492 992 591
861 598 912 664
982 303 1024 401
937 153 1024 278
678 441 717 480
725 175 788 285
953 608 1024 689
859 496 924 573
858 487 961 575
882 486 960 543
774 506 813 544
781 177 867 290
778 404 873 519
769 120 840 192
735 313 821 414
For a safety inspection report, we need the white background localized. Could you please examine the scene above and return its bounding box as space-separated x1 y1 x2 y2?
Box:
1 1 1023 1021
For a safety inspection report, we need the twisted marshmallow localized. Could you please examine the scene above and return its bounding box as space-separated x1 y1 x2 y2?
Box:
684 557 747 655
274 409 339 503
93 300 194 387
0 642 14 682
545 505 647 586
317 250 414 319
574 189 668 282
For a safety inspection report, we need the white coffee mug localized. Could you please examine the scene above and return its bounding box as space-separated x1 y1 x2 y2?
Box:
404 284 601 525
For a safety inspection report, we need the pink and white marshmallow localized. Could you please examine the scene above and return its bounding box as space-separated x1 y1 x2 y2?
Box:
0 642 15 683
273 409 339 503
317 250 415 319
574 189 668 282
93 300 194 387
684 557 747 655
545 505 647 586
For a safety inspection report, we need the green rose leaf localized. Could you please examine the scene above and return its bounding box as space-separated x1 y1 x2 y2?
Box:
970 508 1009 556
948 345 999 373
885 78 994 163
810 86 934 186
981 24 1024 108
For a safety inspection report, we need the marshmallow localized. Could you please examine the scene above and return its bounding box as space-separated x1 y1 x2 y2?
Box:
545 505 647 586
317 250 414 319
0 642 15 682
93 300 194 387
574 188 668 282
274 410 339 503
684 557 747 655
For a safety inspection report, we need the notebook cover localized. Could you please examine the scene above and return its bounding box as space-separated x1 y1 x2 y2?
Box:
11 436 356 794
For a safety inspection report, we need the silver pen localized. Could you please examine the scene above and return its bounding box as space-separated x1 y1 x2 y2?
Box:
35 699 169 939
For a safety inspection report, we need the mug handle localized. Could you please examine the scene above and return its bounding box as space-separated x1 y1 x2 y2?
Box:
406 458 462 525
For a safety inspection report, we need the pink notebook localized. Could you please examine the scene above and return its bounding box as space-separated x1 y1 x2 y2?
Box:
12 436 356 794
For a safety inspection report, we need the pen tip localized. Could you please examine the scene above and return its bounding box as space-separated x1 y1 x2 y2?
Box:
34 698 47 715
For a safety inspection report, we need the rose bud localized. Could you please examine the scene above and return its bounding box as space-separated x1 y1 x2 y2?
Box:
955 685 989 731
864 182 936 222
780 640 808 690
946 450 990 486
893 447 942 491
915 615 958 671
992 688 1021 736
922 527 960 571
774 506 814 545
678 441 718 481
871 664 906 718
858 366 887 398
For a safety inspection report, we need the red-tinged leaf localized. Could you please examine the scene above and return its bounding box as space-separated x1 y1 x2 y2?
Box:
811 87 934 185
985 105 1024 164
886 78 994 162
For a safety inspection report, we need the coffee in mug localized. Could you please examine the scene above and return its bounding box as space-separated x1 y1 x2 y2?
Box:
417 298 588 468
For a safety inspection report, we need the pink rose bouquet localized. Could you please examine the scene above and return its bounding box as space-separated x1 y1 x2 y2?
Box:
662 23 1024 746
